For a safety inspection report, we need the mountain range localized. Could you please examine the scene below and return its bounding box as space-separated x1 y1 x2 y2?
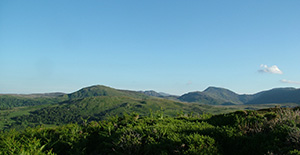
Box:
1 85 300 108
1 85 300 130
145 86 300 105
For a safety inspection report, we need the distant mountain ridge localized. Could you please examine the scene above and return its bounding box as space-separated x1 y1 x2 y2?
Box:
178 91 222 105
140 90 172 98
178 87 300 105
245 87 300 104
0 92 65 98
69 85 300 105
1 85 300 107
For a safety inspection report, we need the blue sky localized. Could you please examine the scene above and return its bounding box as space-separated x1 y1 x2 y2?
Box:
0 0 299 95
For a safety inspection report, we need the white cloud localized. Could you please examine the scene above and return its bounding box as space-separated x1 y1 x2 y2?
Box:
258 64 283 74
280 79 300 85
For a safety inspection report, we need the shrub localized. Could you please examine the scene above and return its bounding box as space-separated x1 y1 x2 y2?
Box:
183 134 218 155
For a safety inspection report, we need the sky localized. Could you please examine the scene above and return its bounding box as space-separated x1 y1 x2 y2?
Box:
0 0 300 95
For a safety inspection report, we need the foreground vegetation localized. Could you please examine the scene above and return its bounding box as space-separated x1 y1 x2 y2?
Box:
1 107 300 155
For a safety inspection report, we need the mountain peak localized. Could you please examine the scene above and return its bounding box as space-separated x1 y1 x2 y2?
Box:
141 90 172 97
68 85 149 99
204 86 232 92
142 90 163 97
270 87 296 91
202 86 242 104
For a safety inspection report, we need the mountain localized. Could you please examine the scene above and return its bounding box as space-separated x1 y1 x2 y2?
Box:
68 85 149 99
141 90 173 98
246 88 300 104
178 91 222 105
141 90 164 97
178 87 244 105
19 92 66 98
203 87 243 105
158 92 172 97
0 92 65 98
65 86 300 105
177 87 300 105
2 85 300 110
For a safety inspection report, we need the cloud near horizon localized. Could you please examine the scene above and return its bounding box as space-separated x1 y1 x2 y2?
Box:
258 64 283 74
280 79 300 85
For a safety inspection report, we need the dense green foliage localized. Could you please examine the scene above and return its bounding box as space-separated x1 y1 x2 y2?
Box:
1 107 300 154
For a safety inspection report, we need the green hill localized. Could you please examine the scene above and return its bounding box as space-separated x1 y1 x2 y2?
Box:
178 87 243 105
67 85 149 99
